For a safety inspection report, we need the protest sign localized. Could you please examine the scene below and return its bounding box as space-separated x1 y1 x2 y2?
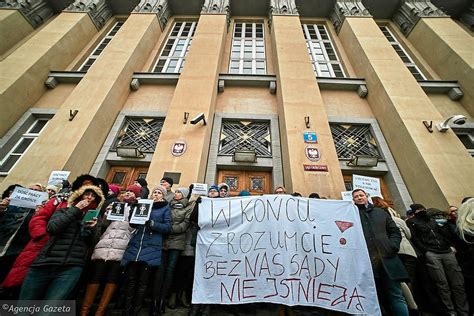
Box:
129 199 153 224
192 183 208 196
352 175 382 198
10 187 48 209
193 196 380 315
341 191 353 201
107 202 128 221
48 170 71 186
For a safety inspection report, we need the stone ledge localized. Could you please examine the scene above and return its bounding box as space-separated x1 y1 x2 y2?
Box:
418 80 464 100
130 72 180 90
44 71 86 88
218 74 278 94
316 77 368 97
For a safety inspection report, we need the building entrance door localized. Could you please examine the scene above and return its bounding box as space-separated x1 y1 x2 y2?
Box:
106 166 148 191
217 170 272 196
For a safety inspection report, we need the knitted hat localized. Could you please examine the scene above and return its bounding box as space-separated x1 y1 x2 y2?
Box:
126 185 141 198
160 177 174 187
218 183 229 191
176 187 190 199
46 185 58 194
238 190 251 196
208 185 219 193
109 184 121 196
136 178 148 187
409 203 426 213
427 208 446 218
152 185 167 198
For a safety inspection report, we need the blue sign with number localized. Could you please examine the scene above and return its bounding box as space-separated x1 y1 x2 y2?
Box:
304 132 318 143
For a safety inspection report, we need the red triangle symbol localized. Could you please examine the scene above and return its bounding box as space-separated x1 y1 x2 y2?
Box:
335 221 353 233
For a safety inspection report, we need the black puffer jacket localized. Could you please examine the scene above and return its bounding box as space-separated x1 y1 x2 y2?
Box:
32 185 104 267
0 206 34 257
407 214 452 254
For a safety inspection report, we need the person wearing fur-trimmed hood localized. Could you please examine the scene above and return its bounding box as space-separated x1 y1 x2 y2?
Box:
19 185 104 300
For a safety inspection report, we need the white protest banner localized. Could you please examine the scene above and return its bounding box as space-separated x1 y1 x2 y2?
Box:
48 170 71 186
129 199 153 224
192 183 208 196
10 187 48 209
193 196 380 315
352 174 382 198
341 191 353 201
107 202 128 221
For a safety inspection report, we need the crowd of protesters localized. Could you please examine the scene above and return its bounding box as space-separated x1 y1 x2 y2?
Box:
0 174 472 316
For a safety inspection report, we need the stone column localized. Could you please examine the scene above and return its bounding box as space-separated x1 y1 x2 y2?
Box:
393 0 474 116
0 1 164 188
270 0 346 197
335 0 474 207
0 0 107 137
146 0 229 187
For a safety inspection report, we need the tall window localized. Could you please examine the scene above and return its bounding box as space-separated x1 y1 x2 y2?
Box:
302 24 345 78
380 26 426 81
79 21 124 72
153 22 197 73
330 124 381 159
229 22 266 75
0 118 50 174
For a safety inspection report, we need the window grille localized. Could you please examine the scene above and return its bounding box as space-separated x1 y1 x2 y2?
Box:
218 121 271 157
229 22 266 75
79 21 124 72
0 118 50 174
330 124 381 159
112 118 164 153
454 129 474 157
153 22 197 73
302 24 345 78
380 26 426 81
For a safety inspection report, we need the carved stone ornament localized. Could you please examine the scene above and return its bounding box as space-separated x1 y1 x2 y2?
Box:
133 0 171 30
201 0 229 14
0 0 54 28
269 0 298 15
330 0 371 33
393 0 447 36
64 0 113 30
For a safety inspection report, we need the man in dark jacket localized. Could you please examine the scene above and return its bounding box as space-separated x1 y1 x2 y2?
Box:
407 203 469 316
352 189 409 316
134 178 150 199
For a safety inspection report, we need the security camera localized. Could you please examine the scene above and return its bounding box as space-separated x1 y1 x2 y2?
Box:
436 115 467 132
190 113 206 125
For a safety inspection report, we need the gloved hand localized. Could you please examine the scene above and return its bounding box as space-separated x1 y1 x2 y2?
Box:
196 197 202 204
145 220 155 228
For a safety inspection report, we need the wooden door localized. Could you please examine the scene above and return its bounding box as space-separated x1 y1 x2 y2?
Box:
217 170 272 196
106 166 149 191
343 174 393 207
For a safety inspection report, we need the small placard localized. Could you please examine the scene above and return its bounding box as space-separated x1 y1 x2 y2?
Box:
129 200 153 224
303 132 318 143
303 164 328 172
341 191 353 201
192 183 208 196
107 202 128 221
48 170 71 186
9 187 48 209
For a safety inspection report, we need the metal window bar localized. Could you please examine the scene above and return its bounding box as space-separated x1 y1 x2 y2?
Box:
302 24 345 78
153 22 197 73
229 22 266 75
112 118 164 153
0 118 50 174
330 124 381 159
78 21 124 72
379 26 426 80
218 120 271 157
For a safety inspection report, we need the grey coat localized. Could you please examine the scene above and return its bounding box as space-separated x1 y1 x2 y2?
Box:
91 219 133 262
164 198 193 251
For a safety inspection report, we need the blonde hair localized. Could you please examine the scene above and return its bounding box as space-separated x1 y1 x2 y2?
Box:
457 198 474 242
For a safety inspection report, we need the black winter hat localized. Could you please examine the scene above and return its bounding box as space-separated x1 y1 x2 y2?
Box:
136 178 148 187
96 178 109 198
409 203 426 213
71 174 99 192
161 177 174 187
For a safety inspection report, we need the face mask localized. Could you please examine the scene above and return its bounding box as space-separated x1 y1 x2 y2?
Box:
435 219 447 226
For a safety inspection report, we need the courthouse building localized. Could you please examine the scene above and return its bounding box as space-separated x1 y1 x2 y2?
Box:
0 0 473 212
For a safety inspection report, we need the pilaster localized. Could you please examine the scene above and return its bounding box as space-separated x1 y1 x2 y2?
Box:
392 0 447 36
133 0 171 31
0 10 34 56
337 16 474 207
146 13 228 187
270 8 346 197
329 0 371 33
64 0 112 30
0 12 97 137
1 14 162 187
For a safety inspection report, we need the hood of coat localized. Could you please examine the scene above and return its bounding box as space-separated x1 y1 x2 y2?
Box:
67 185 105 210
